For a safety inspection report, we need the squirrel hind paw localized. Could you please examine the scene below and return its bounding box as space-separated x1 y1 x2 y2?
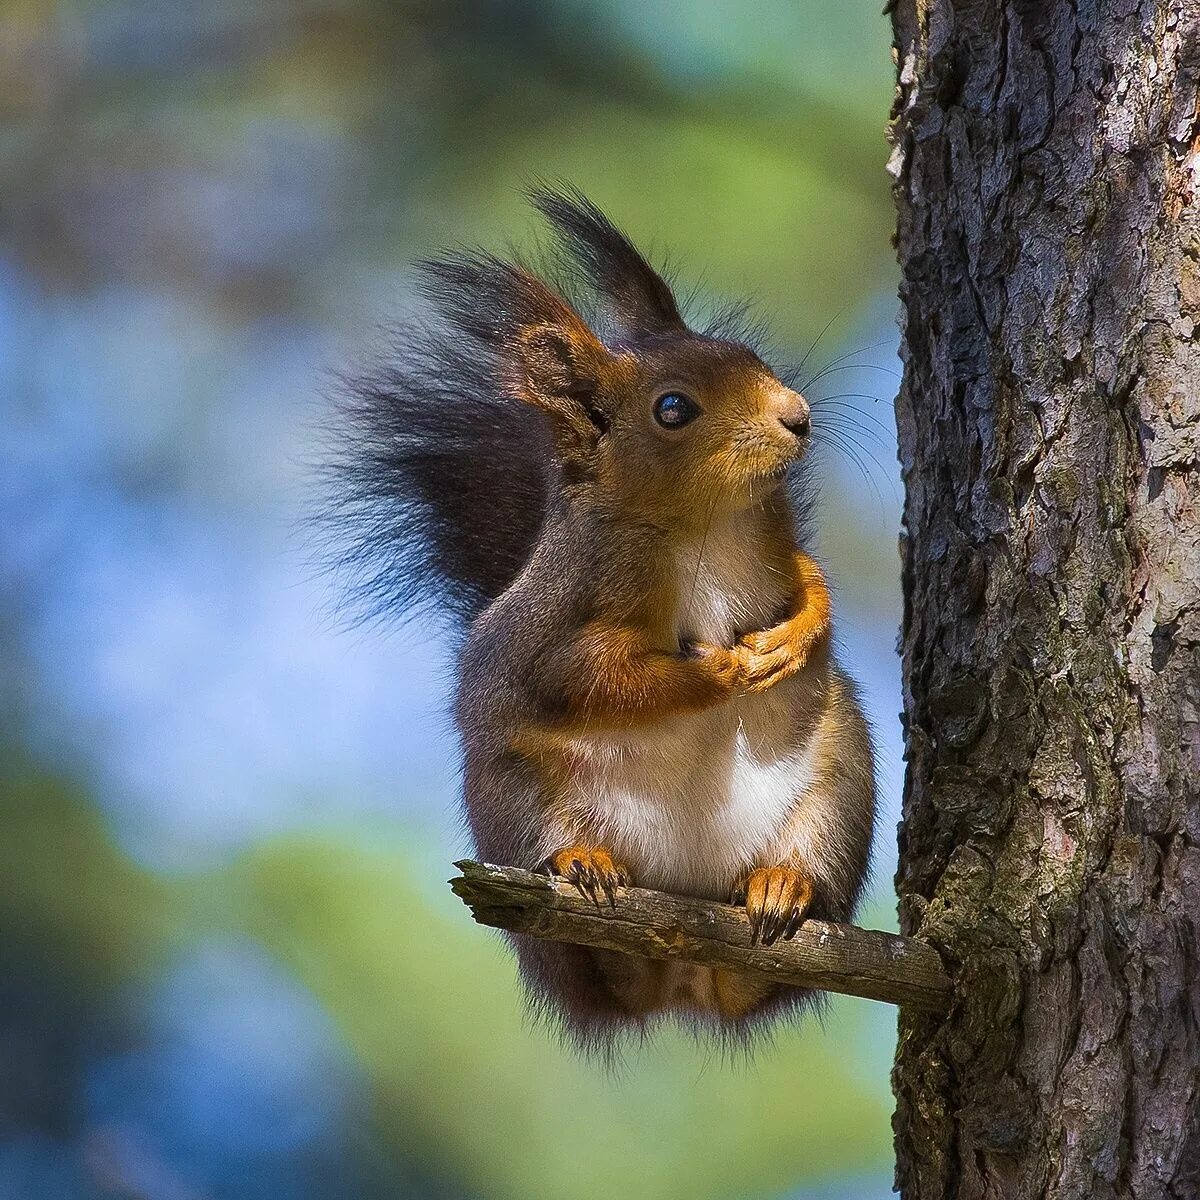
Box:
732 865 814 946
540 845 631 909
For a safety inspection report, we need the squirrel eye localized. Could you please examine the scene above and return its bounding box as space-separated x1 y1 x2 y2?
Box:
653 392 701 429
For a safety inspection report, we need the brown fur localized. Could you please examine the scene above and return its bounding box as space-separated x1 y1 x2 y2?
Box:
332 190 876 1050
450 208 874 1048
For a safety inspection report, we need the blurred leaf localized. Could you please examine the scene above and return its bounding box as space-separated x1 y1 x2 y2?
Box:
0 767 173 986
411 99 892 351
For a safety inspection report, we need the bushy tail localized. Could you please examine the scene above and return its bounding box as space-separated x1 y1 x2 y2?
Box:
323 328 553 628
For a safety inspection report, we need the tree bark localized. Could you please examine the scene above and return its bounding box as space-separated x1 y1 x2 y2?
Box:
889 4 1200 1198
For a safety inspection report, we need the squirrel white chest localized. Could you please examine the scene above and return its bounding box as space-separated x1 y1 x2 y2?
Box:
549 518 824 901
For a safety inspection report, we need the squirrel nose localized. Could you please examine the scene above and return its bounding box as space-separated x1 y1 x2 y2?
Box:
777 391 811 438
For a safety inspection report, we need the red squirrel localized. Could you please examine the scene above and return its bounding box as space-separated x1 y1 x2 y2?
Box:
331 189 876 1045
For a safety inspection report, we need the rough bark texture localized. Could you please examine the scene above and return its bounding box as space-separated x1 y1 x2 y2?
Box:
889 3 1200 1198
450 860 951 1012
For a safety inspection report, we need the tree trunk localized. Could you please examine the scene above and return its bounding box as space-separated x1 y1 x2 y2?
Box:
888 4 1200 1198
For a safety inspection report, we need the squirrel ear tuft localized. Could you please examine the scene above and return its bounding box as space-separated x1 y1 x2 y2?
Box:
531 185 685 340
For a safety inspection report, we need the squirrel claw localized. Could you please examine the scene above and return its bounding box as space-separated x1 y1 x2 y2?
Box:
542 845 630 910
733 866 814 947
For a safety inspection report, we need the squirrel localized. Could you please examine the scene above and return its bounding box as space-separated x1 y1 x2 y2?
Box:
330 188 876 1046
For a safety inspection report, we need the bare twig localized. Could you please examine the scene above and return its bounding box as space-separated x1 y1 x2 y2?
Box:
450 860 951 1013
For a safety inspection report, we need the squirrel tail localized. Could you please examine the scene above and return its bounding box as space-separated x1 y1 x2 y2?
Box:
322 320 553 629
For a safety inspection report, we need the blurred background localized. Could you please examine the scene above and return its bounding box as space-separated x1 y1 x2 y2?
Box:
0 3 903 1198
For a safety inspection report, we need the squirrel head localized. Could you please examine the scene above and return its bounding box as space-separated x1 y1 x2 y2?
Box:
421 189 810 533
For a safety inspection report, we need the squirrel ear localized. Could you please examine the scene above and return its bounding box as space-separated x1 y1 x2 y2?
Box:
418 251 613 453
509 320 612 449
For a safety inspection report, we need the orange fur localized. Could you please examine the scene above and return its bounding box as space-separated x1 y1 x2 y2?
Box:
558 623 741 729
734 552 832 693
732 865 816 946
711 968 778 1021
542 844 630 908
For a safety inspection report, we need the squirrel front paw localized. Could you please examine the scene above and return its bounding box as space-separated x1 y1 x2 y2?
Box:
732 625 810 694
732 865 815 946
540 845 631 909
679 641 743 695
